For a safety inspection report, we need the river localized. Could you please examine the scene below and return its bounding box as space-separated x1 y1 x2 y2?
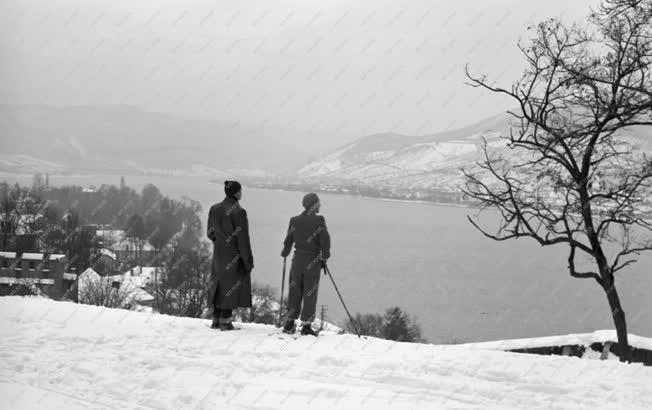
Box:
3 173 651 343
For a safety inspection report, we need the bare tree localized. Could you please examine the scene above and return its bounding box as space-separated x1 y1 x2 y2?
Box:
346 312 384 338
8 278 48 298
345 307 424 342
0 183 22 250
174 242 212 318
125 213 146 263
78 273 139 309
236 282 280 325
463 0 652 362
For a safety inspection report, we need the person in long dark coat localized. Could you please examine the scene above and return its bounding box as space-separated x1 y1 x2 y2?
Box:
207 180 254 331
280 192 331 336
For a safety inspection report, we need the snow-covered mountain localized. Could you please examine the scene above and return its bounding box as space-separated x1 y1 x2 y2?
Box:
0 104 341 176
2 296 651 409
298 113 652 192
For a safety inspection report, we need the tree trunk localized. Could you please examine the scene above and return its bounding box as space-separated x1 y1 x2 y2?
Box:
578 186 631 363
603 277 630 363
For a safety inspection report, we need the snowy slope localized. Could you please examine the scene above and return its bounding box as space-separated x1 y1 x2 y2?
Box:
298 113 652 192
462 331 652 352
1 297 651 410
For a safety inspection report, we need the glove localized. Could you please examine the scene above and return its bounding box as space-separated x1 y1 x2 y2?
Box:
321 260 328 275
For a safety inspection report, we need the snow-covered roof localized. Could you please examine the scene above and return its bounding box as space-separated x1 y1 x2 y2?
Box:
108 272 155 303
63 273 77 281
77 267 154 306
97 229 156 252
5 253 65 261
113 238 156 252
79 267 101 280
124 266 158 280
130 287 155 303
110 267 157 289
22 253 43 260
313 318 342 333
100 248 118 260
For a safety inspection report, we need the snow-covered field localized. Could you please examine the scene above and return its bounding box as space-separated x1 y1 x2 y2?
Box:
1 297 651 410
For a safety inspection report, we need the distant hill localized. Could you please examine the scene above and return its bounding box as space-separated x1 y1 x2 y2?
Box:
0 104 335 177
298 112 652 192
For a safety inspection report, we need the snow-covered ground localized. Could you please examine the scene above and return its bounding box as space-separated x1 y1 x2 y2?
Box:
462 331 652 352
1 297 651 410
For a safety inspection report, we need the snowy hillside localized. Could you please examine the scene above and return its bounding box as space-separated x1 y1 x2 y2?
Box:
2 297 651 410
0 104 337 176
298 113 652 192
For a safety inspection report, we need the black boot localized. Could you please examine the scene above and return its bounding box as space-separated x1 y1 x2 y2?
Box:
218 308 234 331
301 324 318 336
220 322 235 331
283 319 296 334
211 308 221 329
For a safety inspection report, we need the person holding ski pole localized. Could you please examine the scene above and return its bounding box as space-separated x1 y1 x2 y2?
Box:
280 192 331 336
206 180 254 331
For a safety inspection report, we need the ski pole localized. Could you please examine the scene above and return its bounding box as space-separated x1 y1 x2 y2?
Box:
324 264 361 338
278 257 287 327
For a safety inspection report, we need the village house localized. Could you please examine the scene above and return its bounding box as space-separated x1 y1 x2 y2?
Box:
108 265 158 307
95 229 157 263
77 266 156 310
91 248 125 276
0 251 76 299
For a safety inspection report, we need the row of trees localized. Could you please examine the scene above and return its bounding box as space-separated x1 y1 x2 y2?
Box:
346 307 425 343
1 182 103 274
0 180 209 315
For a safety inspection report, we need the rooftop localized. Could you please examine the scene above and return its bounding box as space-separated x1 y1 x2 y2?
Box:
0 253 66 261
22 253 45 260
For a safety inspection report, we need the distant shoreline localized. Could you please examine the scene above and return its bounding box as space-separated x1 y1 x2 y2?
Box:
246 185 476 210
208 179 476 209
3 172 649 218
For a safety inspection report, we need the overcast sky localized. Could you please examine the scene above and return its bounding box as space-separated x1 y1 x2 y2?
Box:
0 0 600 141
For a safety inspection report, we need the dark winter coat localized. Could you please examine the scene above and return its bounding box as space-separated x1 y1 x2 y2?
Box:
207 196 253 309
281 211 331 260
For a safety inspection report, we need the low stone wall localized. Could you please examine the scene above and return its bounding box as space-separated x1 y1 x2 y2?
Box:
509 342 652 366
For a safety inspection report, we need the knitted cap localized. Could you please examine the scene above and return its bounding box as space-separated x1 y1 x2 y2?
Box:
224 180 242 198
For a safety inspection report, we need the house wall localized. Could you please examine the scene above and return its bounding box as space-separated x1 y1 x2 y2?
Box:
0 254 68 299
